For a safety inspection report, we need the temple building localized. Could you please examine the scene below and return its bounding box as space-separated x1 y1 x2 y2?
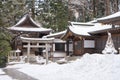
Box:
8 11 120 62
62 21 120 56
8 14 52 57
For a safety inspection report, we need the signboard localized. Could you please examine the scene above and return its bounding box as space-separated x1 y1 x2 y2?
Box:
84 40 95 48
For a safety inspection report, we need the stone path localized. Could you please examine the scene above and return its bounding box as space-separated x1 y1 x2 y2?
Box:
3 68 38 80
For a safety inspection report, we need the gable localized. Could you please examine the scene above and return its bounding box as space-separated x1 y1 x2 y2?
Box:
14 14 41 28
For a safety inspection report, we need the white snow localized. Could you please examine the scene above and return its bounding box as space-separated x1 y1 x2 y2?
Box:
69 25 91 36
7 53 120 80
43 30 66 38
102 32 117 54
53 39 66 43
70 21 94 25
8 27 51 32
14 14 26 27
29 15 43 28
98 11 120 21
53 52 66 57
0 69 5 74
0 69 12 80
36 56 46 64
69 22 112 36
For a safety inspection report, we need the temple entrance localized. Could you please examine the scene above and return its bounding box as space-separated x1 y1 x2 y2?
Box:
55 43 65 52
74 40 83 55
21 37 54 64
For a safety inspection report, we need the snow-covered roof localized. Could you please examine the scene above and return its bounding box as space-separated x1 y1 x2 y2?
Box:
69 24 92 36
96 11 120 25
43 30 66 38
8 14 52 32
90 23 113 32
8 27 52 32
97 11 120 21
13 14 42 28
62 22 116 40
68 22 112 36
70 21 94 26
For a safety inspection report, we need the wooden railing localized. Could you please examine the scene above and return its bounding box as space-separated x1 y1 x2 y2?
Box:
8 50 20 62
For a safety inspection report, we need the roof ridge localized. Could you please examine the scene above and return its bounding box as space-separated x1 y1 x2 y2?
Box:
12 14 42 28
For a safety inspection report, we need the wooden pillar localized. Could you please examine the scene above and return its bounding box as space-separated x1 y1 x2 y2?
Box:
51 43 55 61
27 42 30 63
66 40 69 56
7 52 10 63
17 52 19 61
45 43 49 64
53 43 55 52
51 43 54 61
65 44 67 52
51 43 53 53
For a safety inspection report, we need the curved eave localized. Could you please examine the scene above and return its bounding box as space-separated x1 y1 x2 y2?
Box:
61 28 72 40
61 27 90 40
44 30 66 38
97 17 120 25
69 27 90 36
89 27 120 35
8 27 52 33
70 22 94 26
97 11 120 25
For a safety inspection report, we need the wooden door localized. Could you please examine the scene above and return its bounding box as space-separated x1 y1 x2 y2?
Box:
73 40 84 55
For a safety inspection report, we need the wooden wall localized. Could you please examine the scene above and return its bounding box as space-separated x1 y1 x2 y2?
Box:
94 33 120 53
84 48 95 54
112 34 120 51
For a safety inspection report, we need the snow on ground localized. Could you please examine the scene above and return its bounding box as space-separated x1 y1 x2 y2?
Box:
0 69 5 74
0 69 12 80
7 53 120 80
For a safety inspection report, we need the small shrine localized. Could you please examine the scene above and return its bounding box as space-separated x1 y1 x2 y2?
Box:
8 14 53 64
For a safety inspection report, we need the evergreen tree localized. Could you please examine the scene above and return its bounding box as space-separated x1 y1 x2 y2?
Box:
37 0 68 32
0 27 12 67
0 1 12 57
0 34 11 57
0 1 4 26
0 0 27 27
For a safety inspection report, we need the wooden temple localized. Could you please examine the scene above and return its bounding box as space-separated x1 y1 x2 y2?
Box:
7 11 120 63
96 11 120 53
8 14 53 63
8 14 52 54
62 22 95 56
62 21 120 56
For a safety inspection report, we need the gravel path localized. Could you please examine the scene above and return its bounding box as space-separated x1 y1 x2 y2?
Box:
3 68 38 80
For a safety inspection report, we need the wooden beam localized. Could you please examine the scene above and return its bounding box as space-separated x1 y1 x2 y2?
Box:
23 45 52 48
45 43 49 64
23 45 46 48
21 37 54 43
27 42 30 63
53 44 55 52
